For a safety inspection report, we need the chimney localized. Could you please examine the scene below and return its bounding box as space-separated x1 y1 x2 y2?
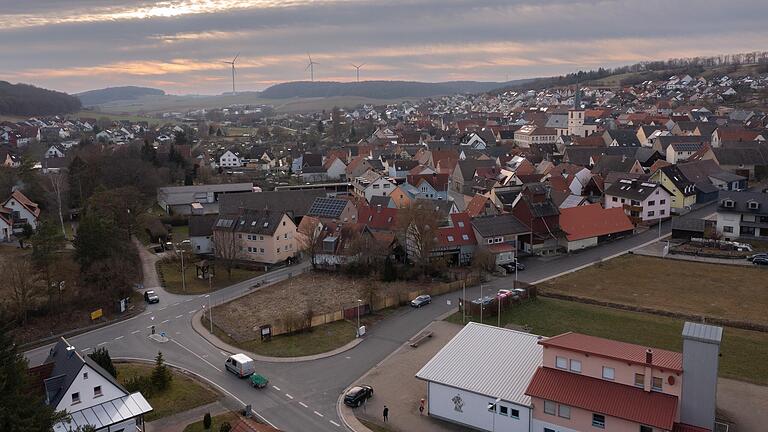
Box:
645 348 653 364
376 204 382 213
680 322 723 431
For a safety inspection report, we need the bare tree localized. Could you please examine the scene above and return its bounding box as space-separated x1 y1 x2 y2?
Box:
4 256 43 324
213 227 244 279
397 204 441 275
297 217 324 269
48 173 67 238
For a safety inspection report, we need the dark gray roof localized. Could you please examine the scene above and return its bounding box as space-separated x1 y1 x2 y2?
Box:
188 214 218 237
529 199 560 218
659 165 697 196
592 155 637 177
219 190 326 220
368 195 393 208
670 142 703 152
655 135 708 152
604 179 665 201
457 159 496 181
712 147 768 166
471 214 530 237
603 129 641 147
43 338 126 408
672 216 706 233
393 159 419 171
718 190 768 215
307 197 349 219
214 209 287 235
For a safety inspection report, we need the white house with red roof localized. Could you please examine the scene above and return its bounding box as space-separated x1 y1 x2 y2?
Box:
2 189 41 231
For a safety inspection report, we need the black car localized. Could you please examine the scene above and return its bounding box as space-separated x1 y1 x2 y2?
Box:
753 256 768 266
344 385 374 407
747 253 768 262
144 290 160 304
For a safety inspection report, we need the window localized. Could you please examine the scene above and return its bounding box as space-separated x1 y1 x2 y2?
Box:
457 221 465 228
612 196 618 202
499 405 508 416
71 392 80 404
545 429 556 432
462 234 470 241
284 233 288 239
602 367 615 380
373 184 380 189
652 376 663 392
260 235 264 240
648 211 655 217
558 404 571 419
447 235 454 242
660 210 665 215
544 400 557 415
488 403 496 413
277 247 280 253
570 359 582 373
660 199 666 205
593 413 606 429
555 356 567 369
723 226 734 233
649 200 655 206
94 386 102 397
260 248 264 253
487 239 493 244
640 426 653 432
510 408 519 419
83 372 88 380
635 373 645 388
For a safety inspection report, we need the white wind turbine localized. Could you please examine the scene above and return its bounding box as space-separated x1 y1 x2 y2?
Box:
351 63 366 83
305 53 319 82
222 53 239 94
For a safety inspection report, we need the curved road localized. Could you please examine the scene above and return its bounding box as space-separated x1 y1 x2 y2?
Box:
25 204 713 431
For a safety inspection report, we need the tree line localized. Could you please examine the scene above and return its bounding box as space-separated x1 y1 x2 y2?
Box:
0 81 81 116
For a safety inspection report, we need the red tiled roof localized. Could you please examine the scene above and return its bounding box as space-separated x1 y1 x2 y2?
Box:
540 332 683 372
407 173 449 191
525 367 678 430
559 204 634 241
436 212 476 246
8 190 40 218
465 195 491 218
358 205 398 230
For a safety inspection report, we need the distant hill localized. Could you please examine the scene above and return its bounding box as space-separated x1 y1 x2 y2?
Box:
77 86 165 106
259 80 530 99
0 81 81 116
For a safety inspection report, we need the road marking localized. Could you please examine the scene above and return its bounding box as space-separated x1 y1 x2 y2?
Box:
285 394 294 400
131 330 141 334
80 348 91 353
158 307 167 311
330 420 340 427
175 315 184 319
313 411 324 418
147 325 155 329
219 351 228 357
299 402 308 408
169 339 221 372
114 336 124 340
184 298 194 302
97 342 107 346
172 302 180 306
272 386 281 391
188 310 197 314
161 319 170 324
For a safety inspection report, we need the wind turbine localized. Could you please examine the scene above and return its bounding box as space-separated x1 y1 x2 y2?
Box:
222 53 239 94
305 53 319 82
351 63 366 83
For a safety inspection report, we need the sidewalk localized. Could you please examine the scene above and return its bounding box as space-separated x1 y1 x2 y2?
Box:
146 401 230 432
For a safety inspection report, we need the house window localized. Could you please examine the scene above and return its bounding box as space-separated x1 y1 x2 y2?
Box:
612 196 617 202
510 408 519 419
635 373 645 388
569 359 582 373
544 400 557 415
487 239 493 244
649 200 655 206
555 356 568 369
499 405 508 416
462 234 469 241
652 376 663 391
83 372 88 380
71 392 80 404
648 211 655 217
723 226 733 233
660 210 665 215
447 235 454 242
260 235 264 240
277 247 280 253
260 248 264 253
593 413 606 429
458 221 465 227
558 404 571 419
94 386 102 397
284 233 288 239
640 426 653 432
602 367 615 380
660 199 666 205
545 429 556 432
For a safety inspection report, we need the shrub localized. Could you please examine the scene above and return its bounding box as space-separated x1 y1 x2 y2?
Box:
123 375 154 398
219 422 232 432
203 412 212 430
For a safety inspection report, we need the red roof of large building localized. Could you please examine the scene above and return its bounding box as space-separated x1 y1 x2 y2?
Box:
540 332 683 372
558 204 634 241
436 212 476 247
525 367 678 430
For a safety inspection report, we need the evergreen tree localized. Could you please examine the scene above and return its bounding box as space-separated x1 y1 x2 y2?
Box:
203 413 212 430
87 347 117 379
140 140 157 165
150 351 172 392
73 213 119 269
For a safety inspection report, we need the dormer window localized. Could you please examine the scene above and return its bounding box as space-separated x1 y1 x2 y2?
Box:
723 199 735 208
748 201 760 210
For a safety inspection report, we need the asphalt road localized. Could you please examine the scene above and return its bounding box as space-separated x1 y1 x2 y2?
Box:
25 202 715 432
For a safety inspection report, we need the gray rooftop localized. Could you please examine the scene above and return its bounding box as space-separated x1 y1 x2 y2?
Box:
471 214 530 237
415 322 542 407
682 322 723 345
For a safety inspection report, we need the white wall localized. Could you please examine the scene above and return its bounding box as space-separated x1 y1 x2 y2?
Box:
563 237 597 252
716 211 742 241
531 418 580 432
55 364 125 412
427 382 530 432
191 235 212 254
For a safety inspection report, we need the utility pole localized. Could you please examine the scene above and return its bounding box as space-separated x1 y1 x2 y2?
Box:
479 283 483 324
462 281 466 324
179 245 186 293
356 299 362 337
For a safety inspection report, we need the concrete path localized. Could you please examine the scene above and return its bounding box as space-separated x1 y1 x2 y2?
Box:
134 238 162 290
146 401 230 432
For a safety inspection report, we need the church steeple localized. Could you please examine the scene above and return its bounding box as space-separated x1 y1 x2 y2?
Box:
574 83 582 110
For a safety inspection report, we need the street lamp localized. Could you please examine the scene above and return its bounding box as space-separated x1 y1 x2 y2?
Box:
176 241 188 293
488 397 501 432
205 294 213 333
356 299 362 338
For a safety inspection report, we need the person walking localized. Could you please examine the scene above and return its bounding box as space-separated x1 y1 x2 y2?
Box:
419 398 425 415
383 405 389 422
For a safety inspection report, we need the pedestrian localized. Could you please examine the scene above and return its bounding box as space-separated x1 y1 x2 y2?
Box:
419 398 425 415
383 405 389 422
151 325 155 335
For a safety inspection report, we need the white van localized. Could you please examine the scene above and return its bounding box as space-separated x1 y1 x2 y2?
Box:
225 353 255 377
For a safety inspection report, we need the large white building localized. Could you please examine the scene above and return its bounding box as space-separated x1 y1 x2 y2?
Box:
415 322 542 432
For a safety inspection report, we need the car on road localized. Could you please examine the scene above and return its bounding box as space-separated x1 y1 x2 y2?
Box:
753 256 768 266
144 290 159 304
747 253 768 262
225 353 255 377
501 260 525 273
410 295 432 308
344 385 374 407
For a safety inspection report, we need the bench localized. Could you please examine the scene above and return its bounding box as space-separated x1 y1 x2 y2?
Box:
409 331 433 347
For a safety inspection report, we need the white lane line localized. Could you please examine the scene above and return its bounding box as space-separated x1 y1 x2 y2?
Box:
97 342 107 346
313 411 324 418
161 319 170 324
188 310 197 314
172 302 180 306
175 315 184 319
80 348 91 353
299 402 308 408
169 339 222 372
158 307 167 311
219 351 228 357
330 420 340 427
272 385 281 391
285 394 294 400
198 294 206 298
184 298 194 302
114 336 124 340
131 330 141 334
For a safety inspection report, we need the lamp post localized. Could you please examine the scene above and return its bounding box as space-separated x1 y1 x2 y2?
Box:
205 294 213 333
356 299 362 337
479 283 483 324
177 243 186 293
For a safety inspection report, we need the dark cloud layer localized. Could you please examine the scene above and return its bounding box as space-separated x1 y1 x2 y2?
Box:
2 0 767 94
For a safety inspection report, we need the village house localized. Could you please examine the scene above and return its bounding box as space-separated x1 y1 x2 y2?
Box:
352 170 395 203
515 125 558 148
2 189 41 231
470 214 531 266
511 184 561 255
604 179 672 225
213 209 297 265
651 165 698 213
558 204 635 252
716 190 768 241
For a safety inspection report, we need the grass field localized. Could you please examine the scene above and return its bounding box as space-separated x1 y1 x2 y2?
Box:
447 297 768 385
117 363 219 422
538 255 768 325
182 412 241 432
204 316 358 358
157 260 261 294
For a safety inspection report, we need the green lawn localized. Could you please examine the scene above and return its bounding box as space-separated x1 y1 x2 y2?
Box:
157 260 262 294
116 363 219 422
204 317 358 358
182 412 241 432
447 298 768 385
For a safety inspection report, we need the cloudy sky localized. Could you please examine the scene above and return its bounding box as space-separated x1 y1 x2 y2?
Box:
3 0 768 95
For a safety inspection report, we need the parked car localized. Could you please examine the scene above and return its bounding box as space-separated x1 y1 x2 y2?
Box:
225 353 255 377
747 253 768 262
496 289 513 299
410 294 432 308
753 256 768 266
344 385 374 407
471 296 495 306
143 290 159 304
501 260 525 273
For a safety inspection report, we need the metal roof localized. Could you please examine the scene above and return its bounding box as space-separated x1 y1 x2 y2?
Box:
53 393 152 432
682 322 723 344
415 322 542 407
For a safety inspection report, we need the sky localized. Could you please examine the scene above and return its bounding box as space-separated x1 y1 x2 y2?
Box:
2 0 768 95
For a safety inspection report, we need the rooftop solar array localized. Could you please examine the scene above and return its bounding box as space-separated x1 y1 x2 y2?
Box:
307 197 347 219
